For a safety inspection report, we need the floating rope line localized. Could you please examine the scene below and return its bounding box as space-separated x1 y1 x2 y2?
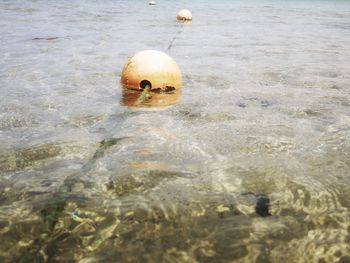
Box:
167 25 184 51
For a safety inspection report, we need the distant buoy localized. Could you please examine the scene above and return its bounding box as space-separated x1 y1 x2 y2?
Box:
177 9 192 21
149 0 156 5
121 50 182 91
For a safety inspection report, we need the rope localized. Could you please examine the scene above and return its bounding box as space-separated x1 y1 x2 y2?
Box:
167 25 184 51
135 85 151 105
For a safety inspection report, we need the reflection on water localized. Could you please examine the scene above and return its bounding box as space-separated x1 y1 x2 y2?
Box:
121 87 181 109
1 0 350 262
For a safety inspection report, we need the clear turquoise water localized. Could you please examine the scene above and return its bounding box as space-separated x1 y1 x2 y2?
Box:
1 0 350 262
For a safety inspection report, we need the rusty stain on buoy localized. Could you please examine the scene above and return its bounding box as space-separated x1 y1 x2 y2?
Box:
121 50 182 92
121 87 181 109
149 0 156 5
177 9 192 21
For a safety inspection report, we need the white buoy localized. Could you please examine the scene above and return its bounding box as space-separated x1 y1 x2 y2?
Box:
149 0 156 5
177 9 192 21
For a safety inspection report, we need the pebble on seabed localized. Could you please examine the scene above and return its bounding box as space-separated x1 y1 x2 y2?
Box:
255 195 271 217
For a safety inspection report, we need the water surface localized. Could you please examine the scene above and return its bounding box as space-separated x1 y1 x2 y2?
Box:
1 0 350 262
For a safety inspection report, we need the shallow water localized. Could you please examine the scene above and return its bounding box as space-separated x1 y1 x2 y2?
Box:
1 0 350 262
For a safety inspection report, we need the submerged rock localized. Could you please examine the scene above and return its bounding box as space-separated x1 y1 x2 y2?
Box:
255 195 271 217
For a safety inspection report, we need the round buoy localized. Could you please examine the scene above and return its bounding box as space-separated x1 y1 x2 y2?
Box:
149 0 156 5
177 9 192 21
121 50 182 91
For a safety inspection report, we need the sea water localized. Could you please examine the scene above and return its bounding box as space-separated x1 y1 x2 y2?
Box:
0 0 350 262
